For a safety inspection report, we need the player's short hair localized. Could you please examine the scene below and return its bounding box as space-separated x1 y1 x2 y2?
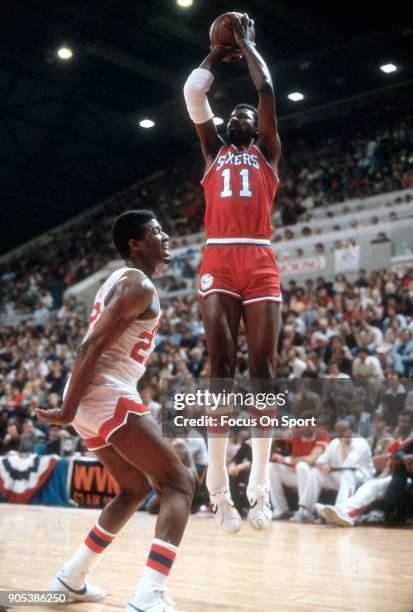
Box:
112 209 156 259
232 103 258 126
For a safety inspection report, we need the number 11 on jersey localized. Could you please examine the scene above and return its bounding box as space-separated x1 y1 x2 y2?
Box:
220 168 252 198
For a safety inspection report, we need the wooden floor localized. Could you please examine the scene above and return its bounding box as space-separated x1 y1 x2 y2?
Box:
0 505 412 612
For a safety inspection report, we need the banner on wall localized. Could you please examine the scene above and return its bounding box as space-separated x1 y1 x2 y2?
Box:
67 457 120 508
0 453 58 503
334 244 361 273
279 255 326 277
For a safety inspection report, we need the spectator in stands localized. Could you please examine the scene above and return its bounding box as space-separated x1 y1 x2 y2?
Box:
352 348 383 401
345 398 373 439
45 425 63 454
33 302 50 329
270 418 329 519
141 387 161 421
369 412 393 471
292 420 374 522
390 329 413 376
316 412 413 526
2 421 20 453
291 380 322 418
380 372 407 427
354 319 383 352
287 349 308 378
371 232 391 243
384 317 402 344
45 361 66 395
18 418 44 453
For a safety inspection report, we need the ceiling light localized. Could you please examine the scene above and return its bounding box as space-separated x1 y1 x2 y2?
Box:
57 47 73 60
213 116 224 126
380 63 397 74
177 0 193 7
139 119 155 128
287 92 304 102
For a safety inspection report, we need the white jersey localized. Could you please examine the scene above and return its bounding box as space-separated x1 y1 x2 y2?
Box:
80 266 160 394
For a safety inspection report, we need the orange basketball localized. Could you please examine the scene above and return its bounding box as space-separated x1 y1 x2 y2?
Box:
209 12 244 48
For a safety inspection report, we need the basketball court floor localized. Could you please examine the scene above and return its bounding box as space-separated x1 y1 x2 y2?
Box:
0 505 412 611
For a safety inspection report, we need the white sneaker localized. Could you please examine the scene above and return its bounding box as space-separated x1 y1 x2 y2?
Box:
49 567 106 602
321 505 354 527
315 502 328 521
247 487 272 530
210 489 241 533
289 507 315 523
125 587 184 611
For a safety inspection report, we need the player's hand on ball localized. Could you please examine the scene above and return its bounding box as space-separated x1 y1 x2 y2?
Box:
36 408 73 425
231 13 255 47
211 44 242 63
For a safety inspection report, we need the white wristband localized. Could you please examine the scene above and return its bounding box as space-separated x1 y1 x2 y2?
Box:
183 68 214 124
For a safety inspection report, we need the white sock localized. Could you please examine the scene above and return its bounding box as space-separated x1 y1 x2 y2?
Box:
62 522 115 585
206 436 229 495
133 539 178 603
247 437 272 497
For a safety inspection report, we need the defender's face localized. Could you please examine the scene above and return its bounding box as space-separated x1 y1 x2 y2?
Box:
227 108 257 145
142 219 170 264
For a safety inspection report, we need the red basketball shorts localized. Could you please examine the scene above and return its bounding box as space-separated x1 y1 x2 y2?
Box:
198 239 282 305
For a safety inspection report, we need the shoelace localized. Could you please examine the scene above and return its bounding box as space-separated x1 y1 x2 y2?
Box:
250 490 271 511
212 494 235 514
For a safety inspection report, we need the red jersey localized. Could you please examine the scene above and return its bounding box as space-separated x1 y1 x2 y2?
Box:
201 144 279 240
387 435 413 469
290 427 330 458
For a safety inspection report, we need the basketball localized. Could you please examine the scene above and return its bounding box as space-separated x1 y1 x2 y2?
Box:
209 12 244 48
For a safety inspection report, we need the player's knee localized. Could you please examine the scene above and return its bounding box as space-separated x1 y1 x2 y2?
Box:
176 467 196 502
120 475 151 502
159 466 195 504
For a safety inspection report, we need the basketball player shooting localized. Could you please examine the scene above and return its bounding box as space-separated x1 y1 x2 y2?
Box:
36 210 195 612
184 13 282 533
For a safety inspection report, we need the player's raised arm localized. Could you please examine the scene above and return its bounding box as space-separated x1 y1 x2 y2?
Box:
183 46 233 168
232 14 281 171
36 274 153 424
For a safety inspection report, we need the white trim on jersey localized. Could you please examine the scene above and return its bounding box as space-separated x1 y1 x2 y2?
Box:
252 144 280 180
205 237 271 246
201 145 226 184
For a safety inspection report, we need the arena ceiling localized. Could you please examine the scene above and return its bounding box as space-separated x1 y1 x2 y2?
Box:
1 0 412 252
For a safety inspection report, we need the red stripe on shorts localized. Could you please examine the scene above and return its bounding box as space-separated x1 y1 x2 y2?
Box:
98 397 150 442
